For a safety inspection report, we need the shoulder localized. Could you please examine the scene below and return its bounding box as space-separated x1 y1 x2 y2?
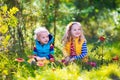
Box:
48 34 54 43
49 34 53 41
35 39 41 45
81 39 87 44
82 40 87 47
35 39 39 43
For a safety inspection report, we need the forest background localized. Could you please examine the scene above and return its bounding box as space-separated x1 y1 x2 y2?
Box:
0 0 120 80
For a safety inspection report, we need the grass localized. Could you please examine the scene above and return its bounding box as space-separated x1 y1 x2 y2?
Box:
0 42 120 80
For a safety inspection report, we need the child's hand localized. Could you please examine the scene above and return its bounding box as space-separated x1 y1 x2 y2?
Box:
37 57 46 61
69 58 75 62
65 56 70 62
50 58 55 62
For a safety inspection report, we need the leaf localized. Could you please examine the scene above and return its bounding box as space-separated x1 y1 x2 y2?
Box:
0 25 8 34
1 5 8 13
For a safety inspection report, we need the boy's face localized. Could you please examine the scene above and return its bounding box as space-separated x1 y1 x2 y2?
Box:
37 31 49 44
70 24 81 38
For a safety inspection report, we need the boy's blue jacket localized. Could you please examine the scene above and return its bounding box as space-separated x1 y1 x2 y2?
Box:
33 34 54 59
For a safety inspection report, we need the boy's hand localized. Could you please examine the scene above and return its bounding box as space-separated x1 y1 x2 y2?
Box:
37 57 46 61
50 58 55 62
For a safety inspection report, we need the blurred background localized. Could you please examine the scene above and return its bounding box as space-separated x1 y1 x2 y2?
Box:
0 0 120 55
0 0 120 79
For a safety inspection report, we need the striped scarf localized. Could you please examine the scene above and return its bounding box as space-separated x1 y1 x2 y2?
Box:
70 39 76 57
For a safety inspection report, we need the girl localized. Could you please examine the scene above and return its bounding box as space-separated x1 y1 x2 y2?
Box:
62 22 88 64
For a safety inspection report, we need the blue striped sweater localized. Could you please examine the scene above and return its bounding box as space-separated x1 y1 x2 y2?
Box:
73 42 88 60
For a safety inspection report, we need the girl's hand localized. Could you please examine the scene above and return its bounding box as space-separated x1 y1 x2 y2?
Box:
65 56 70 62
69 58 75 62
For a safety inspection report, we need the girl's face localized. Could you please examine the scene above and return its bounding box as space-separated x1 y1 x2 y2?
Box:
37 31 49 44
70 24 81 38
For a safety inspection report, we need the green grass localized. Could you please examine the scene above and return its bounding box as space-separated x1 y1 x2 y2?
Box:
0 42 120 80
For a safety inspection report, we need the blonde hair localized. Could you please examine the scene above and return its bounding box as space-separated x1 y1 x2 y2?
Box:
62 22 86 44
34 27 49 40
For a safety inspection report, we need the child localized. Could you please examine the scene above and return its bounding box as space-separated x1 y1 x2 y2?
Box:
29 27 54 65
62 22 88 64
